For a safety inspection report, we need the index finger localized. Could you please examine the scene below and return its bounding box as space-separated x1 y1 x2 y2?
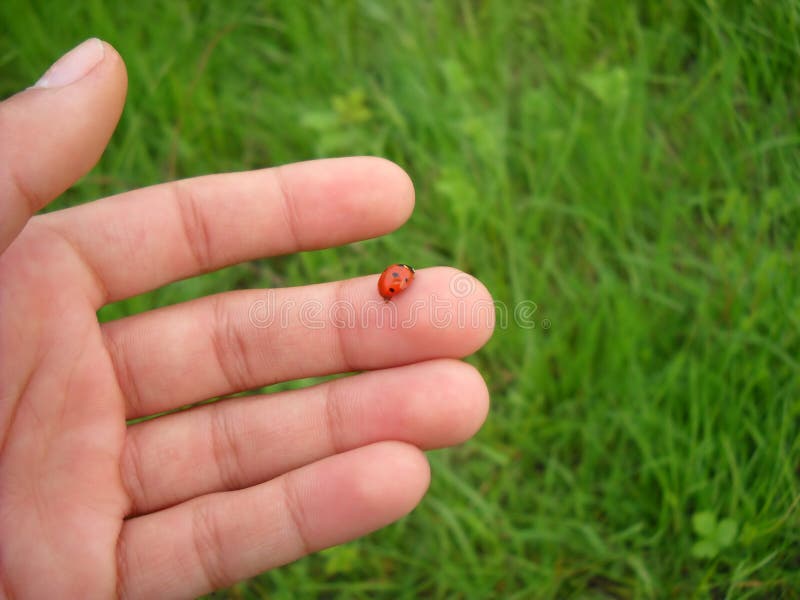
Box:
33 157 414 307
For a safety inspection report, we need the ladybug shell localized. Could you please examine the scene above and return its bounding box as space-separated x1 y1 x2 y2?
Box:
378 264 415 300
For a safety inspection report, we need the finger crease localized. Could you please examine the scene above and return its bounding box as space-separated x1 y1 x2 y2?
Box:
37 222 110 306
210 295 254 393
174 180 214 273
281 474 313 556
332 279 357 374
324 380 348 455
191 501 231 591
102 328 145 420
120 432 148 516
8 162 42 214
115 530 133 600
210 403 245 491
274 166 302 251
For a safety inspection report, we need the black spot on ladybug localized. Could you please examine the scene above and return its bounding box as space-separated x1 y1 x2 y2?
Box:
392 272 399 277
404 277 408 282
389 287 395 293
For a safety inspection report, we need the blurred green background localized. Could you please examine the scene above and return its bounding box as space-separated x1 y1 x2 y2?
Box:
3 1 800 597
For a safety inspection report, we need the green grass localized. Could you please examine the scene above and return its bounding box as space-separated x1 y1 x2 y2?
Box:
3 0 800 597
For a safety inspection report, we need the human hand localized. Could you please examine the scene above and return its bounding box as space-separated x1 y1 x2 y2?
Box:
0 40 494 599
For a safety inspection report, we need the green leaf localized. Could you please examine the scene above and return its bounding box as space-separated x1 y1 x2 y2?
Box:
692 511 717 537
739 522 759 546
716 519 739 547
322 544 360 576
579 66 629 107
691 539 719 559
299 110 338 132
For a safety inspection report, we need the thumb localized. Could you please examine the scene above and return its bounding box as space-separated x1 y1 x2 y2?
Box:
0 38 127 253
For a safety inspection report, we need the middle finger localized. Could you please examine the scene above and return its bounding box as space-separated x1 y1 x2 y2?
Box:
103 267 494 418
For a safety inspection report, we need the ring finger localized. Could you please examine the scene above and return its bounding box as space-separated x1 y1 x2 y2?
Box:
122 359 489 515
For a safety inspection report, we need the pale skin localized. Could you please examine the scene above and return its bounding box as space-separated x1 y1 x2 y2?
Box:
0 41 494 599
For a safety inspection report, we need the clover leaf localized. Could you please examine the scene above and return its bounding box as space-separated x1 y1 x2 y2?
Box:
691 511 739 559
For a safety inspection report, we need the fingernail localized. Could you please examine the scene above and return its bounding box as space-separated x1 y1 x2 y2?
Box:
34 38 105 89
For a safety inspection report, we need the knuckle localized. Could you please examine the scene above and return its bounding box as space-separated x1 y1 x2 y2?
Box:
210 295 257 393
323 381 349 455
173 180 214 273
331 279 357 373
273 166 302 249
209 403 247 491
281 474 313 556
191 500 231 591
103 327 144 418
120 433 148 515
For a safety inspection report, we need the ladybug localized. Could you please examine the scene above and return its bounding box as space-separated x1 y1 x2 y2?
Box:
378 264 415 301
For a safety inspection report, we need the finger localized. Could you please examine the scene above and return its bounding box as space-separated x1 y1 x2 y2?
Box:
123 359 488 515
0 39 127 253
103 267 495 418
35 156 414 306
117 441 429 599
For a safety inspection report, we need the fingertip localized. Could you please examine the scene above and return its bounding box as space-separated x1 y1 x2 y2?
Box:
412 266 496 357
271 157 414 249
369 156 416 226
346 156 415 232
435 359 491 442
347 441 431 516
409 359 491 445
388 440 431 504
290 441 430 552
464 272 496 350
98 40 129 96
29 38 126 97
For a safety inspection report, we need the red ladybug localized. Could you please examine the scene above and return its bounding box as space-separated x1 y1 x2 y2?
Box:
378 264 415 301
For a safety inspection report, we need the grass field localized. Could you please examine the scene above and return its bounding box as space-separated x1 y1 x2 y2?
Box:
3 1 800 597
